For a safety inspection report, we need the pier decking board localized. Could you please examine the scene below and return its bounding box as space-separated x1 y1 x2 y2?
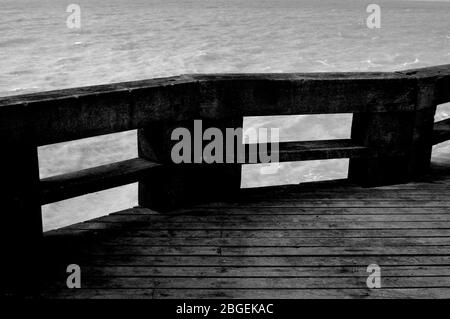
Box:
39 155 450 299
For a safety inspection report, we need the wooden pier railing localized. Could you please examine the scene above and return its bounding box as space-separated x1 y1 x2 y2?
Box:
1 65 449 294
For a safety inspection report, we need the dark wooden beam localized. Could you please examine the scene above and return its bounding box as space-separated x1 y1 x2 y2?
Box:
0 111 42 295
433 118 450 145
138 120 244 212
248 139 368 163
193 73 416 118
40 158 161 204
0 70 429 146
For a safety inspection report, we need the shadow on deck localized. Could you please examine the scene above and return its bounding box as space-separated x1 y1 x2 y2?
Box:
2 65 450 299
39 153 450 299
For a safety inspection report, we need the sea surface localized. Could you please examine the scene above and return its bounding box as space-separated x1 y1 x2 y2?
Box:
1 0 449 230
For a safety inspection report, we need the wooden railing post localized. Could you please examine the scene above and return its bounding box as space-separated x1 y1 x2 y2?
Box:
1 106 42 296
408 106 437 175
406 80 439 176
348 83 437 186
138 119 243 211
348 111 414 186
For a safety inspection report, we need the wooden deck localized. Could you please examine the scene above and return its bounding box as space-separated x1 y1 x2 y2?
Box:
2 65 449 299
39 152 450 299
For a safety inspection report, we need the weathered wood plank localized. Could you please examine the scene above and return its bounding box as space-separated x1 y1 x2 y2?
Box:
198 201 450 208
63 255 450 267
41 289 155 299
65 220 450 230
242 139 368 163
115 207 450 215
45 228 450 239
194 73 417 118
81 245 450 256
218 229 450 238
76 265 450 277
95 213 450 223
0 76 199 146
237 193 450 200
40 288 450 299
153 288 450 299
101 236 450 247
40 158 162 204
231 196 450 201
45 276 450 290
0 70 426 146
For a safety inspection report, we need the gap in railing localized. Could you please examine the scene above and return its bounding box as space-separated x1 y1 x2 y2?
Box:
435 102 450 122
431 103 450 166
432 140 450 166
39 130 138 231
42 184 137 232
242 159 349 188
38 130 137 178
241 114 352 188
243 114 352 143
39 114 355 228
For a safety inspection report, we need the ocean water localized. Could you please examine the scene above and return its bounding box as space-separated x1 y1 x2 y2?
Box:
1 0 449 230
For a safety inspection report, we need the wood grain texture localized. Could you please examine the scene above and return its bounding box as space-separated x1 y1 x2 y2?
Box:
3 66 448 297
244 139 369 163
38 157 450 299
3 65 448 146
40 158 162 204
399 64 450 105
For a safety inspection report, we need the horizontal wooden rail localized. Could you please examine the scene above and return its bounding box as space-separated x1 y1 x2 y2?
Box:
0 64 448 146
40 158 161 204
40 140 368 204
242 140 369 163
433 118 450 145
